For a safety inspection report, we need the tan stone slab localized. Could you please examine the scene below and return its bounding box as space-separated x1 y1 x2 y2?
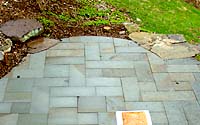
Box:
4 92 32 102
142 91 196 101
46 50 84 57
169 73 195 82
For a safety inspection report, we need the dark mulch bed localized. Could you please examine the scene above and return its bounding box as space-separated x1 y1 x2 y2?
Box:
0 0 129 78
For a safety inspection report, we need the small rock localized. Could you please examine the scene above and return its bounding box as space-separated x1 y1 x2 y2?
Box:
104 26 111 30
167 34 186 43
123 22 140 33
27 37 60 54
0 19 43 42
136 18 142 22
96 2 108 10
119 31 126 35
0 51 4 61
0 31 12 53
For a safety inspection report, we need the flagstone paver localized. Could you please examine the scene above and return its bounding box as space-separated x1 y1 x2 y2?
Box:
0 36 200 125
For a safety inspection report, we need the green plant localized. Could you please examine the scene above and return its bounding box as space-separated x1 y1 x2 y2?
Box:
83 19 110 26
195 54 200 61
58 13 71 21
105 0 200 43
38 17 55 27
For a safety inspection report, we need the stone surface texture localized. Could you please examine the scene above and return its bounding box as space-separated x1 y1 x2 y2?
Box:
0 36 200 125
129 32 199 59
27 37 60 54
0 19 43 42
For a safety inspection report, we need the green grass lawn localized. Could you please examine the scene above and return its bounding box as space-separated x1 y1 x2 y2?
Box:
105 0 200 43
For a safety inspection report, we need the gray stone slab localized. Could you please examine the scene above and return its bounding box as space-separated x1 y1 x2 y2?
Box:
81 36 113 43
116 46 148 53
166 58 200 65
126 102 165 112
172 81 193 91
44 65 69 78
86 78 121 86
0 114 18 125
153 73 174 91
106 96 125 112
169 73 195 82
7 78 34 92
48 108 78 125
86 61 134 68
98 113 117 125
167 65 200 72
150 112 168 124
78 113 98 124
18 114 47 125
11 102 30 113
101 53 148 61
34 78 68 86
61 38 70 42
183 101 200 124
69 36 113 43
78 96 106 112
51 87 96 96
100 42 115 54
29 51 46 69
69 65 85 86
147 52 165 64
86 69 103 77
50 97 77 108
121 77 140 101
30 86 49 113
0 78 8 101
164 102 188 125
150 63 167 73
194 73 200 81
192 81 200 104
12 69 44 78
50 42 84 49
85 43 100 61
46 49 84 57
113 38 137 47
134 61 154 82
46 57 85 65
102 68 136 77
13 55 30 70
138 82 157 92
0 102 12 113
4 92 32 102
69 36 81 42
142 91 196 101
96 87 123 96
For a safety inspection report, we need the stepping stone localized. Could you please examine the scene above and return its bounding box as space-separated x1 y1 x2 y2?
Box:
27 37 60 54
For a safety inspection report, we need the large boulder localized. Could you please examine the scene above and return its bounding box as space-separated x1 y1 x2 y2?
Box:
0 19 43 42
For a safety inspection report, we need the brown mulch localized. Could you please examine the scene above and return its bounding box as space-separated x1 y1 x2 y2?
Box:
185 0 200 8
0 0 129 78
